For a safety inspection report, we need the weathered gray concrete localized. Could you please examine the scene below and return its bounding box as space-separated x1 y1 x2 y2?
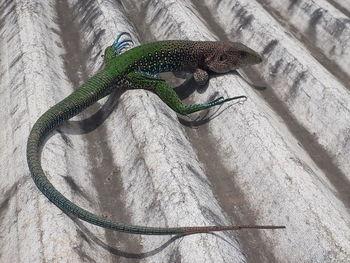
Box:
0 0 349 262
327 0 350 17
258 0 350 86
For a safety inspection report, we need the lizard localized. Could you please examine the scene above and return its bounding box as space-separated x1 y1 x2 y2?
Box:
26 32 284 235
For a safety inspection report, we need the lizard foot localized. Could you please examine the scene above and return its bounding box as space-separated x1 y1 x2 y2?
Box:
209 95 247 106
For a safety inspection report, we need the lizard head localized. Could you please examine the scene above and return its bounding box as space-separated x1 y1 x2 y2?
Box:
204 42 262 73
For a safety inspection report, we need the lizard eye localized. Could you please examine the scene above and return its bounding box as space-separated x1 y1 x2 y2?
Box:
239 51 247 57
219 54 227 61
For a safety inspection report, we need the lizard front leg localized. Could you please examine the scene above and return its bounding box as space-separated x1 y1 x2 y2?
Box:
126 72 240 116
193 68 209 86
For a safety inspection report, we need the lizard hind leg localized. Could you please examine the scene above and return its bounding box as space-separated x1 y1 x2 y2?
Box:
126 72 240 116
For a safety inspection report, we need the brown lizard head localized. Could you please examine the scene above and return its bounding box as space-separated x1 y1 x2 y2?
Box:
204 42 262 73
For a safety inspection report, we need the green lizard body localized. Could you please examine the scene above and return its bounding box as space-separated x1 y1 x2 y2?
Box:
27 34 283 235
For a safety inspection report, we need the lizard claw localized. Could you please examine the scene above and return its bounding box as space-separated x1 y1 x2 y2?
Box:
185 114 198 121
113 32 134 55
216 95 247 105
114 32 132 45
212 96 224 103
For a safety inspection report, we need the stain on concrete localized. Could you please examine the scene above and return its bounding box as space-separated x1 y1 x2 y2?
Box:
0 183 17 221
289 70 307 99
282 62 295 75
310 8 324 25
270 58 284 75
9 53 23 68
288 0 301 11
87 30 106 57
71 0 106 58
75 0 102 30
235 7 254 32
329 45 336 56
262 39 279 56
308 8 323 40
332 18 348 38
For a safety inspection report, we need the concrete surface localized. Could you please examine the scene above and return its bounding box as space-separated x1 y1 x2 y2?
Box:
0 0 349 262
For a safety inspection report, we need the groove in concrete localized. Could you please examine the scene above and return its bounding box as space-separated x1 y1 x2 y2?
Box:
255 0 350 90
185 124 279 263
241 67 350 209
327 0 350 18
55 0 142 260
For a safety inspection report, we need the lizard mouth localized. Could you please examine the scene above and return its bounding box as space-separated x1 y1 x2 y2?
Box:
207 61 237 74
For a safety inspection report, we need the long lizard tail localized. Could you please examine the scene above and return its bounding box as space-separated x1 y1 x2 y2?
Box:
27 70 284 235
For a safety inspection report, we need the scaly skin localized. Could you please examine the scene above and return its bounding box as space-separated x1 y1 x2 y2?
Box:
27 35 284 235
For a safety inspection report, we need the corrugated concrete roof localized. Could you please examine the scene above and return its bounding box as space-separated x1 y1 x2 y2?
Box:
0 0 349 262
